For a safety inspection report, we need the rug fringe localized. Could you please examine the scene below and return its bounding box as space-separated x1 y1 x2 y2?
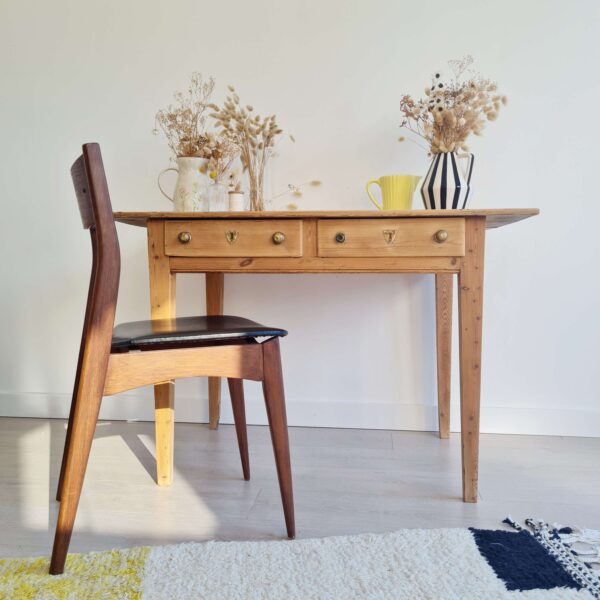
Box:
504 516 600 599
558 527 600 565
502 516 523 531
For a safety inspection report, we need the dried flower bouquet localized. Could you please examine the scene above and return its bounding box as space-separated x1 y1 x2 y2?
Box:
154 73 239 175
155 74 316 212
154 73 241 212
399 56 507 155
210 87 284 211
154 73 217 158
194 133 240 183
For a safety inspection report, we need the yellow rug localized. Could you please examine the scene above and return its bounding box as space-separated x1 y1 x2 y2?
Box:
0 546 149 599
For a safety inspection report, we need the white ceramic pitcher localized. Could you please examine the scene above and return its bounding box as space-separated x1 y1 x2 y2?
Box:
158 157 207 211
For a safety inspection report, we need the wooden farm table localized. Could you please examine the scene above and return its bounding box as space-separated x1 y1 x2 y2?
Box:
114 208 538 501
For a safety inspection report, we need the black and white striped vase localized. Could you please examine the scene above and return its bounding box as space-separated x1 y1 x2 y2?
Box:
421 152 474 209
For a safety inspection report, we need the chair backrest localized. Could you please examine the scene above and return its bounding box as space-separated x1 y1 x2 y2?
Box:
71 144 121 382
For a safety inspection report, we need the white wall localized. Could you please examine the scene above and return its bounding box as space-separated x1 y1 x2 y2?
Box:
1 0 598 436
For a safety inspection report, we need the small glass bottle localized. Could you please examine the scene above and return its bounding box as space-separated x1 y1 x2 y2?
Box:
208 182 228 212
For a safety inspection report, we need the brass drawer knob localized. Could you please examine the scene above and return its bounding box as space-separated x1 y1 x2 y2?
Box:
335 232 346 244
178 231 192 244
272 231 286 245
434 229 448 243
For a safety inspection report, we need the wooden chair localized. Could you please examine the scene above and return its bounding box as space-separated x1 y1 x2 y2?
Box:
50 143 295 575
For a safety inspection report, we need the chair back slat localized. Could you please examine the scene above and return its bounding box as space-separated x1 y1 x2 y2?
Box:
71 155 94 229
70 142 121 379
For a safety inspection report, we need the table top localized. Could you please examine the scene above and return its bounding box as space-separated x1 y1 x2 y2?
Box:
114 208 539 229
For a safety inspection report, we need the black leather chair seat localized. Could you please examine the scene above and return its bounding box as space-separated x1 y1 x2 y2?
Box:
111 315 287 352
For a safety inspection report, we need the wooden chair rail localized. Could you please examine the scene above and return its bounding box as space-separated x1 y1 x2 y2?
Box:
103 344 264 395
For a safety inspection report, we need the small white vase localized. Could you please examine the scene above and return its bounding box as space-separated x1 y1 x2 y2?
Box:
158 157 207 211
228 191 245 212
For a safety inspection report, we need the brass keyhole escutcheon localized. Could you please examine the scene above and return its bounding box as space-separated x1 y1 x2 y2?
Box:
382 229 397 244
272 231 286 245
335 232 346 244
225 230 239 244
434 229 448 243
178 231 192 244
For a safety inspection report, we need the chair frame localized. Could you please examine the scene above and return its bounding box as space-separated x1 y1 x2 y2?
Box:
50 143 294 575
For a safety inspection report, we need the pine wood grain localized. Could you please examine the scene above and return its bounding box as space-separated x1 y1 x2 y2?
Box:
126 209 539 508
170 255 461 274
147 220 176 487
435 274 453 440
114 208 539 229
165 220 303 257
206 273 225 430
458 217 486 502
317 218 465 257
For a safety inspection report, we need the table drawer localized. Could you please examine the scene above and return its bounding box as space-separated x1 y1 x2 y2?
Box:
164 220 303 257
317 218 465 257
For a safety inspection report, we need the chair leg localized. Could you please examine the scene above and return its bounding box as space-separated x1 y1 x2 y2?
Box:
56 384 79 502
57 273 94 501
228 378 250 481
49 383 103 575
261 338 295 539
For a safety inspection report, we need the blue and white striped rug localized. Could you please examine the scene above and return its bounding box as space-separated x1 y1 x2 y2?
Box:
1 518 598 599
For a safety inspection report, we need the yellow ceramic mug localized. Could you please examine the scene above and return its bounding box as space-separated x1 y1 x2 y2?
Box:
366 175 421 210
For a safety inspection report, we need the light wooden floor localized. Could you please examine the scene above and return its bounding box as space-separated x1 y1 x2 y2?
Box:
1 416 599 558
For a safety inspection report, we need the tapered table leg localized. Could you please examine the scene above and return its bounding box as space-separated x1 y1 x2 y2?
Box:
206 272 224 430
148 221 176 486
458 217 486 503
435 273 453 439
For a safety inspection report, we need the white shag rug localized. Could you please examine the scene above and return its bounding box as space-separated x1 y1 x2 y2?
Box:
142 526 599 600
